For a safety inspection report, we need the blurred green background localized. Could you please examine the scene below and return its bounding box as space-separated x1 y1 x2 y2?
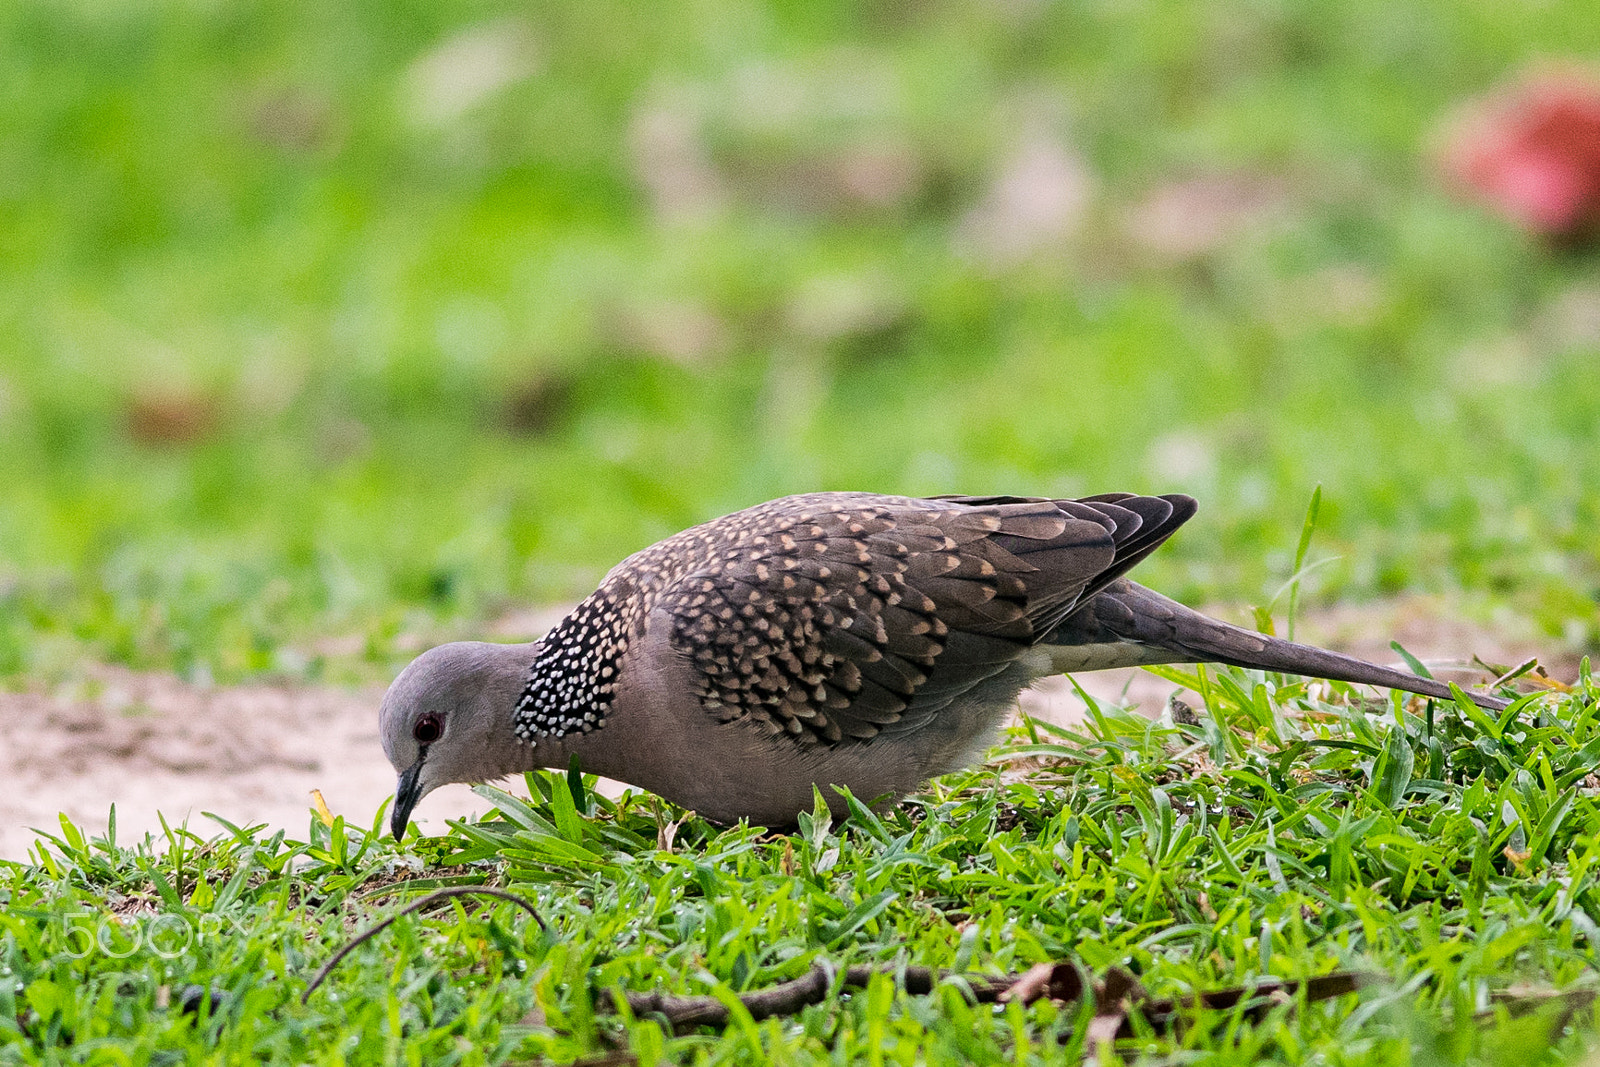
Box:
2 0 1598 683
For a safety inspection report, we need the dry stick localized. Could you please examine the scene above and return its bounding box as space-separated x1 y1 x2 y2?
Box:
620 963 1381 1033
302 887 545 1004
621 964 1017 1030
1480 986 1598 1037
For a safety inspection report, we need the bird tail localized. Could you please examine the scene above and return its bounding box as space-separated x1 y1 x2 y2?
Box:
1049 580 1509 712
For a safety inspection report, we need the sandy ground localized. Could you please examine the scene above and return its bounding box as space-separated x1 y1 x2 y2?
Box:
1 597 1569 861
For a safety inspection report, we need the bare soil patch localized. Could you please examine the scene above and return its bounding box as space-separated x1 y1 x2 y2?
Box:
0 667 498 860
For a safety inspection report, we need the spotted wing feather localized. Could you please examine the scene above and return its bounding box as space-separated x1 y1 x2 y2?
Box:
660 493 1193 744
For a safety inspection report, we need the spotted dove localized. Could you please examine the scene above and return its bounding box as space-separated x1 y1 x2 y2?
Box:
380 492 1507 834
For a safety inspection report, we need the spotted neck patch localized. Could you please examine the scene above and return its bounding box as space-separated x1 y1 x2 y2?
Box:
513 584 638 743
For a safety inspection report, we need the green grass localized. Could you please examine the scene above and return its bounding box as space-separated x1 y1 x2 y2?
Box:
6 670 1600 1063
2 0 1599 682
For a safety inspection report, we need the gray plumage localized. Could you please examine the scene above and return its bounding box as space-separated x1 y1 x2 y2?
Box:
380 491 1508 835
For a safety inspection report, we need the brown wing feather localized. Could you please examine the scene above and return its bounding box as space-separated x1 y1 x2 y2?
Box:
659 492 1193 744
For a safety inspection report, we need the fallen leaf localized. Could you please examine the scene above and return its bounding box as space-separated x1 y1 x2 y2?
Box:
310 789 335 829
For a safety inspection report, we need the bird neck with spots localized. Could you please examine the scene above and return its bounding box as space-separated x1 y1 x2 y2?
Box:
513 584 638 746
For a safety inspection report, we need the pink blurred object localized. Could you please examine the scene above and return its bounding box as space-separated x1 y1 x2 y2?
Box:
1440 67 1600 241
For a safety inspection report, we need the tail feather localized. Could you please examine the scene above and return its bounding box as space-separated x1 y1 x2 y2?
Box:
1047 579 1509 712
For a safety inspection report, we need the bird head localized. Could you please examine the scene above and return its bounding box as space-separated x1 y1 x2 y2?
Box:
378 641 533 840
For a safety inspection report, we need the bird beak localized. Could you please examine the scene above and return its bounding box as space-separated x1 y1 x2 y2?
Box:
391 756 426 840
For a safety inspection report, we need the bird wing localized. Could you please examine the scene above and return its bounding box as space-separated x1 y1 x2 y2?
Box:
659 492 1194 744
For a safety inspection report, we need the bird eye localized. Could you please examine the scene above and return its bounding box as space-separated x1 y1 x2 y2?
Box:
413 715 443 744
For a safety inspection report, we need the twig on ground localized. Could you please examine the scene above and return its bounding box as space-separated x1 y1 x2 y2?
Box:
618 960 1381 1034
302 886 545 1004
1482 986 1598 1036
